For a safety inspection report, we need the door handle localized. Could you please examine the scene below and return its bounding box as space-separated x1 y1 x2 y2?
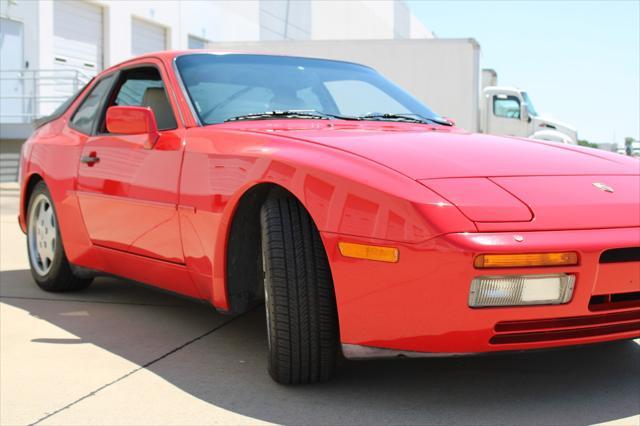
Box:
80 154 100 166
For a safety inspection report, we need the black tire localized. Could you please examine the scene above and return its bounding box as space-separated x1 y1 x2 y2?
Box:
26 181 92 292
260 197 339 384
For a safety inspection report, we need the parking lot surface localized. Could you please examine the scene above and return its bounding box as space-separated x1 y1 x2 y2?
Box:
1 183 639 425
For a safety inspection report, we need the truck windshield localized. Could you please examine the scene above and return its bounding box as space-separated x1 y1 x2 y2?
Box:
175 53 443 125
521 91 538 117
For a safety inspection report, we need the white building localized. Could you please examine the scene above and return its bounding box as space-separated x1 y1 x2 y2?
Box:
0 0 432 121
0 0 432 180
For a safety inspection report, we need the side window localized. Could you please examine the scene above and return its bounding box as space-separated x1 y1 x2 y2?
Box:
69 75 114 134
115 79 163 106
493 95 521 119
107 67 177 131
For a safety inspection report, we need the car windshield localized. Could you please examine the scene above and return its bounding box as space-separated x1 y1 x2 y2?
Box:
521 91 538 117
175 53 443 125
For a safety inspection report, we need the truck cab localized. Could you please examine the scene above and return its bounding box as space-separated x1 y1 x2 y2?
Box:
480 86 578 144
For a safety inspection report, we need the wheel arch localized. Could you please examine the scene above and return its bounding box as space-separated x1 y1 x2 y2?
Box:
222 181 333 314
19 173 45 233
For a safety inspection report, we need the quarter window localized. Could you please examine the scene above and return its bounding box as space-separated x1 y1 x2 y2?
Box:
69 75 115 134
493 95 521 119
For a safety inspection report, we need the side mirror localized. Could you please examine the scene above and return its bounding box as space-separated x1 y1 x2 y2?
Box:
106 106 159 149
443 117 456 126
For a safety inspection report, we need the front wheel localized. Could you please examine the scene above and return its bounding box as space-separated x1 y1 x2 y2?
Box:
26 181 92 292
260 197 339 384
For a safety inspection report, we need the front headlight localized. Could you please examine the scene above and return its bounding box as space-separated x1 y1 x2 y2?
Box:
469 274 575 307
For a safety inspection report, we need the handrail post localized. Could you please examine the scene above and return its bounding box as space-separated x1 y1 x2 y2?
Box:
33 70 37 122
72 71 78 94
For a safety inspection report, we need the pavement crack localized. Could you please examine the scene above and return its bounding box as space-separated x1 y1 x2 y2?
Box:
27 309 250 425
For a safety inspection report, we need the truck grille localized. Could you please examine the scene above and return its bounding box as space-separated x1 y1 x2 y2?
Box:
490 310 640 344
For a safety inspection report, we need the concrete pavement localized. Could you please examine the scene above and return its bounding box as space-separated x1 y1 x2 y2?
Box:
1 183 639 425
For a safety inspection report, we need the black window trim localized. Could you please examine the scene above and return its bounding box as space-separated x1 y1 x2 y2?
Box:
69 71 119 136
69 61 182 137
172 55 201 126
94 63 179 135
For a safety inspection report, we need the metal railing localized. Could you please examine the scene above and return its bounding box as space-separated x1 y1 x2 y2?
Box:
0 69 92 124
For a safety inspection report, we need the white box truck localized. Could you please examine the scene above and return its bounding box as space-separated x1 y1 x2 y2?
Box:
210 39 577 144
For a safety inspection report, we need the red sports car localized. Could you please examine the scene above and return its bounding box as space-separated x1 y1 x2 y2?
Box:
18 51 640 384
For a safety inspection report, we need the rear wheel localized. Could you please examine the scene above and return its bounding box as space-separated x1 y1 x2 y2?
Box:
260 197 339 384
26 181 92 292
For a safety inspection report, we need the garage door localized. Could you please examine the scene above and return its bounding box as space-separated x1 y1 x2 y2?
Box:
53 0 103 76
132 18 167 56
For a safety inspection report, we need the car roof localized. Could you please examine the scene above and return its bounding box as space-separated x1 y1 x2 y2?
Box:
101 50 371 74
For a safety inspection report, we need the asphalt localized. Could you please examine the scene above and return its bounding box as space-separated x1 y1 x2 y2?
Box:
1 183 639 426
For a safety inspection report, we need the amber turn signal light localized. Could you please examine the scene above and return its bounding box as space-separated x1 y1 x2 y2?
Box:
338 242 399 263
474 252 578 269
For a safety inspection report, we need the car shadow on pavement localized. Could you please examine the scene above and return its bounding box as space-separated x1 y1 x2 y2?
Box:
2 268 639 425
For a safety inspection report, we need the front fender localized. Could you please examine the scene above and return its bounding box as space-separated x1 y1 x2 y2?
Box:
183 127 475 242
179 127 475 308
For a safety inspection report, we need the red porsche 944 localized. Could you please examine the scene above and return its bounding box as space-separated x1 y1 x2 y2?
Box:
18 52 640 384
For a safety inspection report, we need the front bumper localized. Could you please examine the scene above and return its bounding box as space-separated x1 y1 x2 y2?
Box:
321 227 640 356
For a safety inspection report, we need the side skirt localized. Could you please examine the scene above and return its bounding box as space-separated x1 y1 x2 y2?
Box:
73 245 204 300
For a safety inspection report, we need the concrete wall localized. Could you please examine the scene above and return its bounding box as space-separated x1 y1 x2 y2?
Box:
311 1 394 40
310 0 433 40
0 139 22 182
410 14 434 39
260 0 311 40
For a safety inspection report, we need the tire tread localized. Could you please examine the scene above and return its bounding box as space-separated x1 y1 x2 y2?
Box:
261 197 338 384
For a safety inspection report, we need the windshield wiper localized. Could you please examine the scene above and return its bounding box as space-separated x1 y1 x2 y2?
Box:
356 113 453 126
224 110 354 122
225 110 453 126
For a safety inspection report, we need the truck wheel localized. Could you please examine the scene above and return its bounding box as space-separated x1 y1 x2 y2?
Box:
260 197 339 384
26 181 92 292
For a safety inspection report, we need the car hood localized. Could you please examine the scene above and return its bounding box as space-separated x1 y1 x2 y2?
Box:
419 175 640 231
232 121 637 179
232 121 639 231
